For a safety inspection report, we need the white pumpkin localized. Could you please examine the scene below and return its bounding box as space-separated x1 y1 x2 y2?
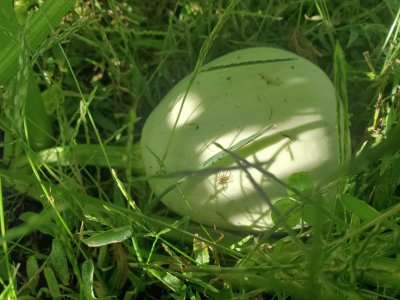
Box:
141 47 349 231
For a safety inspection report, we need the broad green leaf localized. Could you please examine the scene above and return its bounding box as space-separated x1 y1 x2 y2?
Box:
287 172 314 198
25 73 54 150
2 5 54 152
272 238 303 264
339 195 399 229
341 195 398 228
82 226 133 247
0 209 55 244
26 256 39 294
148 268 185 293
301 193 329 226
19 211 56 237
341 195 380 223
193 235 210 265
0 0 18 42
44 267 61 298
271 198 301 228
0 0 77 85
81 259 95 300
50 239 70 285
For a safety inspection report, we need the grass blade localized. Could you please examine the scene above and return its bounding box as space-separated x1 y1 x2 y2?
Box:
202 124 276 168
334 42 350 169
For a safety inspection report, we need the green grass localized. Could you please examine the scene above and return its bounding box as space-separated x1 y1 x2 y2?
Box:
1 0 400 299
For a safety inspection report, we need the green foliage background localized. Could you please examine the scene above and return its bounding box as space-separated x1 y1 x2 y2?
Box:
0 0 399 299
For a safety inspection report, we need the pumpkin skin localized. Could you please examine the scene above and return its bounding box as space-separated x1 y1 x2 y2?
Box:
141 47 349 231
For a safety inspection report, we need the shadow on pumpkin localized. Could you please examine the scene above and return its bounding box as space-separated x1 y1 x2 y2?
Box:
142 50 345 231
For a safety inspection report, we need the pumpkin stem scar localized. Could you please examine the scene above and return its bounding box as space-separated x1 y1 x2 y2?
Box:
200 58 297 72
